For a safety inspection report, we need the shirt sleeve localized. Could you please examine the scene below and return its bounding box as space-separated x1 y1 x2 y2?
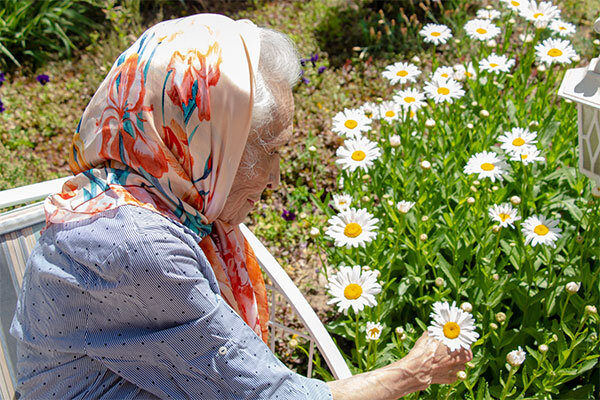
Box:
82 223 332 400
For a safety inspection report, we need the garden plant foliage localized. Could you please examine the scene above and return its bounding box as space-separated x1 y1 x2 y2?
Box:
311 2 600 399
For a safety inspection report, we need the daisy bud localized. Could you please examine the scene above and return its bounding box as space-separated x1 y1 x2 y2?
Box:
399 332 407 341
362 265 371 271
467 123 474 129
480 109 490 118
382 194 390 199
492 273 500 281
552 334 558 342
492 225 501 233
457 371 467 381
510 195 521 205
467 197 476 205
585 305 597 314
489 322 498 330
434 277 445 287
395 326 405 335
508 18 516 24
460 302 473 313
419 233 428 241
308 145 317 152
496 312 506 323
506 347 526 367
352 46 362 51
565 282 581 294
362 195 369 202
466 361 475 369
362 174 370 181
387 200 394 206
454 39 461 44
411 55 421 63
594 39 600 46
592 186 600 198
590 334 598 341
486 39 497 47
289 338 298 348
470 185 478 192
460 104 467 110
420 160 431 170
529 120 539 128
309 227 320 237
389 135 401 147
537 64 547 72
576 235 584 243
387 227 394 233
538 344 549 353
471 101 478 107
425 119 436 128
421 215 429 222
572 54 580 62
492 185 499 191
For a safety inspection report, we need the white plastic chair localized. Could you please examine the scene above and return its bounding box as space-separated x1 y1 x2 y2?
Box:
0 177 351 400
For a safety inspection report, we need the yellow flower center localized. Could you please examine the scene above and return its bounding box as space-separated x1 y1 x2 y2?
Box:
431 31 441 37
443 322 461 339
368 327 380 336
441 73 449 78
534 224 549 236
481 162 495 171
521 154 528 160
512 137 525 146
410 110 416 118
465 71 473 77
385 110 396 118
476 28 487 35
351 150 366 161
437 87 450 95
365 111 373 118
344 283 363 300
344 222 363 238
559 26 566 31
404 97 416 103
490 63 499 68
396 70 409 77
548 48 563 57
344 119 358 129
533 12 544 19
511 0 520 5
499 213 510 222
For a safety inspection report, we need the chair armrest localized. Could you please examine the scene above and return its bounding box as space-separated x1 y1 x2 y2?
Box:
0 176 71 210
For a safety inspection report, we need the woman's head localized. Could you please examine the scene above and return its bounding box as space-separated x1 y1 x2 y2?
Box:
218 28 300 225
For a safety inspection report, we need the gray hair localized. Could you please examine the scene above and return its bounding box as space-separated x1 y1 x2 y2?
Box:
251 27 301 130
238 27 300 177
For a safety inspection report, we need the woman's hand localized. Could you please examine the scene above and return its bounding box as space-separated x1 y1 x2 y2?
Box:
327 332 473 400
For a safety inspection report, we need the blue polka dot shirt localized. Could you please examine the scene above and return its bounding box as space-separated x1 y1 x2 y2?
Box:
10 205 333 399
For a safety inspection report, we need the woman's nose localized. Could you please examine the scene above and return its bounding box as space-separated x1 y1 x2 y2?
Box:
266 160 280 190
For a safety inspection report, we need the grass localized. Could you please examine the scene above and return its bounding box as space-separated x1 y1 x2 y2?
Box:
1 0 599 396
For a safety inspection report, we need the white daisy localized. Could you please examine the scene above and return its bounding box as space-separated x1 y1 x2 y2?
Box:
382 62 421 85
326 265 382 315
424 78 465 104
419 23 453 45
377 101 402 122
428 301 480 352
397 200 415 214
488 203 521 228
498 127 538 155
366 321 383 340
331 108 372 139
476 9 501 20
432 66 456 80
501 0 529 12
506 346 527 366
549 20 576 37
464 151 509 182
522 214 562 247
519 1 561 29
535 38 577 65
325 208 379 248
479 53 515 74
336 136 382 172
393 88 426 111
359 101 378 120
332 193 353 212
465 19 502 41
510 146 544 165
453 63 477 81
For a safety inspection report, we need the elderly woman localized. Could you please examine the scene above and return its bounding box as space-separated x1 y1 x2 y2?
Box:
10 14 471 399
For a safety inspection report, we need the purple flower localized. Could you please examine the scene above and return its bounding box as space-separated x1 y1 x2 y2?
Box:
300 58 308 67
301 77 310 85
0 99 5 113
36 74 50 85
318 66 327 74
281 209 296 221
310 53 319 67
0 72 5 87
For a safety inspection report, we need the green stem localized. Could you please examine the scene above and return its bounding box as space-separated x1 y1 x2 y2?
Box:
499 366 518 400
354 311 362 370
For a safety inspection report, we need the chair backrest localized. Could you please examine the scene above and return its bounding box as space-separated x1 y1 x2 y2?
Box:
0 180 351 399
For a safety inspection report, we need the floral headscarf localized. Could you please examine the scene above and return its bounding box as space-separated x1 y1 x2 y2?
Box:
44 14 270 343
